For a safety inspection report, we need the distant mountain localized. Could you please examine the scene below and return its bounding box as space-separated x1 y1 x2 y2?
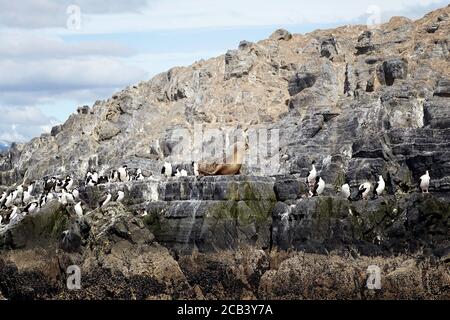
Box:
0 140 11 152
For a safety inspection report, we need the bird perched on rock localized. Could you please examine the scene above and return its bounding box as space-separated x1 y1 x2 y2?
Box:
86 171 99 186
192 162 199 177
161 162 173 178
58 192 68 206
5 191 16 208
64 176 74 191
71 189 80 201
118 165 129 182
44 177 57 193
98 175 109 185
358 182 372 200
22 190 32 205
16 185 24 198
62 189 75 205
310 176 325 197
341 182 351 200
175 168 188 177
307 161 317 188
26 182 34 196
24 201 38 215
54 179 64 192
419 170 430 193
99 192 112 208
110 170 119 183
116 190 125 203
9 206 19 222
135 169 145 180
373 175 385 198
0 191 6 207
74 202 83 218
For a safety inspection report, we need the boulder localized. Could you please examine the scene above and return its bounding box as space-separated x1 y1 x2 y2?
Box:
377 58 408 86
270 29 292 41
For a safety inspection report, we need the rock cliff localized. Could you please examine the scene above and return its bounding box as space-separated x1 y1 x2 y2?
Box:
0 6 449 299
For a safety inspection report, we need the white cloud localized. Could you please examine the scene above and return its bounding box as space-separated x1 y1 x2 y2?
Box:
49 0 446 34
0 58 147 91
0 106 58 126
0 0 149 28
0 0 446 143
0 106 60 142
0 31 134 58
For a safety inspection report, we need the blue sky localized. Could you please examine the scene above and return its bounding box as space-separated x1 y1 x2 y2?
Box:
0 0 447 142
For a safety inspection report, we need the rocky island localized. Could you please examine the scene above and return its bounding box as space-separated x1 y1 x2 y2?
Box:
0 6 449 300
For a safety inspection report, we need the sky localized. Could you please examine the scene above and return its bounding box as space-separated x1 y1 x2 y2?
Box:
0 0 447 143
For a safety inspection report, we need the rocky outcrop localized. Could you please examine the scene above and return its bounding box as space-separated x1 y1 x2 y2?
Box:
0 6 449 300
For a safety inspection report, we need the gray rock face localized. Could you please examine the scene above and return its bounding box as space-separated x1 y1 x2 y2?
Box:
272 194 450 256
424 97 450 128
73 176 276 254
224 49 256 80
434 78 450 97
0 5 448 259
1 8 448 191
270 29 292 41
288 72 317 96
0 6 449 300
377 58 408 86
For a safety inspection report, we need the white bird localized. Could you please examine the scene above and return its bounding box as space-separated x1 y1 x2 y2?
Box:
72 189 80 200
358 182 372 200
16 185 24 197
419 170 430 193
341 183 351 200
180 169 188 177
55 180 63 192
10 206 19 221
310 177 325 197
58 192 68 205
110 170 119 182
316 177 325 196
74 202 83 218
11 190 18 202
91 172 99 184
116 191 125 203
23 191 32 204
192 162 199 177
24 202 38 214
161 162 173 178
61 189 75 205
27 183 34 195
0 191 7 204
307 162 317 188
374 175 385 197
118 166 128 182
64 189 75 204
39 195 46 208
85 171 93 185
5 192 14 208
136 173 145 180
64 176 74 191
100 193 112 208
